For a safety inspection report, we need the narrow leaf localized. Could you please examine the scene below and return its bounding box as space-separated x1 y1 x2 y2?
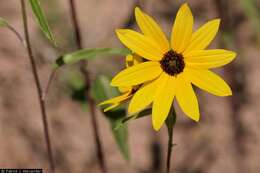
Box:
29 0 57 46
91 75 130 160
66 70 88 111
55 48 131 68
105 109 129 160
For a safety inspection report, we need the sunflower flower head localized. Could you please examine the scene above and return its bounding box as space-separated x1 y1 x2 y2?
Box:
110 3 236 130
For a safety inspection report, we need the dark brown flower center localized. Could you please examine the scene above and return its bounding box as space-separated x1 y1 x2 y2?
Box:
160 50 185 76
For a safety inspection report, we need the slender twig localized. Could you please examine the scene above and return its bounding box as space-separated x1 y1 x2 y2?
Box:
42 68 57 101
20 0 55 172
5 23 26 46
68 1 107 173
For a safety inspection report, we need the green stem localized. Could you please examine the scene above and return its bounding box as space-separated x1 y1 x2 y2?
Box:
166 133 173 173
166 106 177 173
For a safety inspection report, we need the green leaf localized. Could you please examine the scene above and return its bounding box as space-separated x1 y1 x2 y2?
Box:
66 70 88 111
29 0 57 46
91 75 119 101
91 75 130 160
0 17 8 27
104 109 129 161
54 48 131 68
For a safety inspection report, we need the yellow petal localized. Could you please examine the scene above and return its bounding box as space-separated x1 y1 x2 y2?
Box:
184 49 236 69
135 7 170 52
104 103 120 112
175 73 200 121
128 73 164 114
152 74 176 131
133 55 143 65
171 3 193 53
116 29 164 60
126 54 134 68
118 86 132 93
185 68 232 96
111 61 162 86
99 92 131 106
99 92 132 112
184 19 220 53
125 54 143 67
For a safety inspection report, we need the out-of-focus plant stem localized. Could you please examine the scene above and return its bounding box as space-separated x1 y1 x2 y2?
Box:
68 1 107 173
20 0 55 172
4 23 26 46
42 68 57 101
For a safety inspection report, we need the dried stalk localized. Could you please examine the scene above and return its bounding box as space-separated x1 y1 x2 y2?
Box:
20 0 55 172
68 0 107 173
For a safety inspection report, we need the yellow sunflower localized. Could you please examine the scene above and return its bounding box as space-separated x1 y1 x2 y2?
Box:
99 54 142 112
111 3 236 130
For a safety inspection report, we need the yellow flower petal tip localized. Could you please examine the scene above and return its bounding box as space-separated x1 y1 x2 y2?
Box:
223 51 236 63
152 121 163 131
98 101 108 106
190 114 200 122
210 18 221 28
231 51 237 60
177 3 192 17
116 29 132 39
204 18 221 36
180 2 190 10
98 102 114 112
135 6 142 14
104 107 112 112
224 87 232 96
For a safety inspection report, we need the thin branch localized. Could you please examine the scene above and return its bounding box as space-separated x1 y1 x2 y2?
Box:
68 0 107 173
3 23 26 46
42 68 57 101
20 0 55 172
69 0 83 48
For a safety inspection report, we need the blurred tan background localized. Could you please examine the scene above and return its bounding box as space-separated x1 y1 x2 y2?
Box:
1 0 260 173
